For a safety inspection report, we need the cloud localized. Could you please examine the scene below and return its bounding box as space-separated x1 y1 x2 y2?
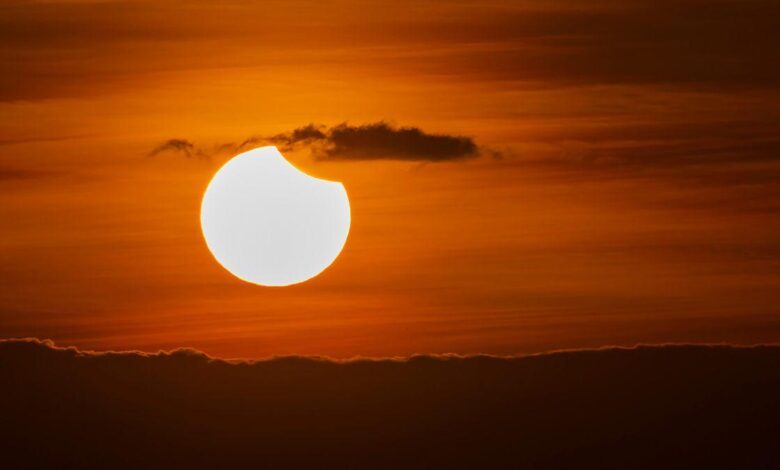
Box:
0 167 51 182
0 166 64 183
2 337 779 468
0 134 90 147
148 139 203 159
270 122 480 162
2 0 779 102
266 123 328 148
151 122 486 162
325 122 479 161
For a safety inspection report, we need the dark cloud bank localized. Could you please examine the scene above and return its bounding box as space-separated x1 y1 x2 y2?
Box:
2 338 779 469
152 122 484 162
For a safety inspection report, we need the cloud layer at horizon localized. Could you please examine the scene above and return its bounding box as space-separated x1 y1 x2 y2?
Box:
2 337 779 467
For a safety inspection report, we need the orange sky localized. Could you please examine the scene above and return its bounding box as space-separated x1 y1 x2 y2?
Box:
1 0 779 357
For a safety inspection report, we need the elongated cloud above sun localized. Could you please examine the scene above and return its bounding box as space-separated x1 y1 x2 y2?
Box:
268 122 480 162
152 122 485 162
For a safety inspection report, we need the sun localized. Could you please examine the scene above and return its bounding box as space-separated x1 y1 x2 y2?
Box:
200 146 351 286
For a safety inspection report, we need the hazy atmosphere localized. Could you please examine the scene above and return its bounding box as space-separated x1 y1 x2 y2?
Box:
2 0 779 359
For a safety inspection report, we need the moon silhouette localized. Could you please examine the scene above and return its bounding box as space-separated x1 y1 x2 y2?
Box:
200 146 351 286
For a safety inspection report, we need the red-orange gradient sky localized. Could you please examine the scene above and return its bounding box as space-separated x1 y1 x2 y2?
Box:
1 0 779 358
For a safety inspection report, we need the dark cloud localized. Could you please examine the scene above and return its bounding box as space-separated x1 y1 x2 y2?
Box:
228 124 329 155
270 122 480 162
324 122 478 161
148 139 203 159
152 122 485 162
267 123 328 148
2 337 780 468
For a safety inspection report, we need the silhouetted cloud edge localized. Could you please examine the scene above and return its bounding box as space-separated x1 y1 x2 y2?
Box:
3 337 777 365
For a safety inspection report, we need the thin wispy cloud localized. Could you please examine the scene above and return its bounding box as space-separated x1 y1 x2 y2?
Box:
148 139 205 159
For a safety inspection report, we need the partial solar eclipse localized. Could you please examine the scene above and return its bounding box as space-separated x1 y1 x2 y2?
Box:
200 146 350 286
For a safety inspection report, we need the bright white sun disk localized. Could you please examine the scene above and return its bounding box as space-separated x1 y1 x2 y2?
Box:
200 146 350 286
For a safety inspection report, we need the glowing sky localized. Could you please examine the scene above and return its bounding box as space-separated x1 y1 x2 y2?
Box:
1 0 779 357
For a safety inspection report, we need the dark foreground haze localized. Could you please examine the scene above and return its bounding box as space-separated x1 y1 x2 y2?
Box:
1 339 778 469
